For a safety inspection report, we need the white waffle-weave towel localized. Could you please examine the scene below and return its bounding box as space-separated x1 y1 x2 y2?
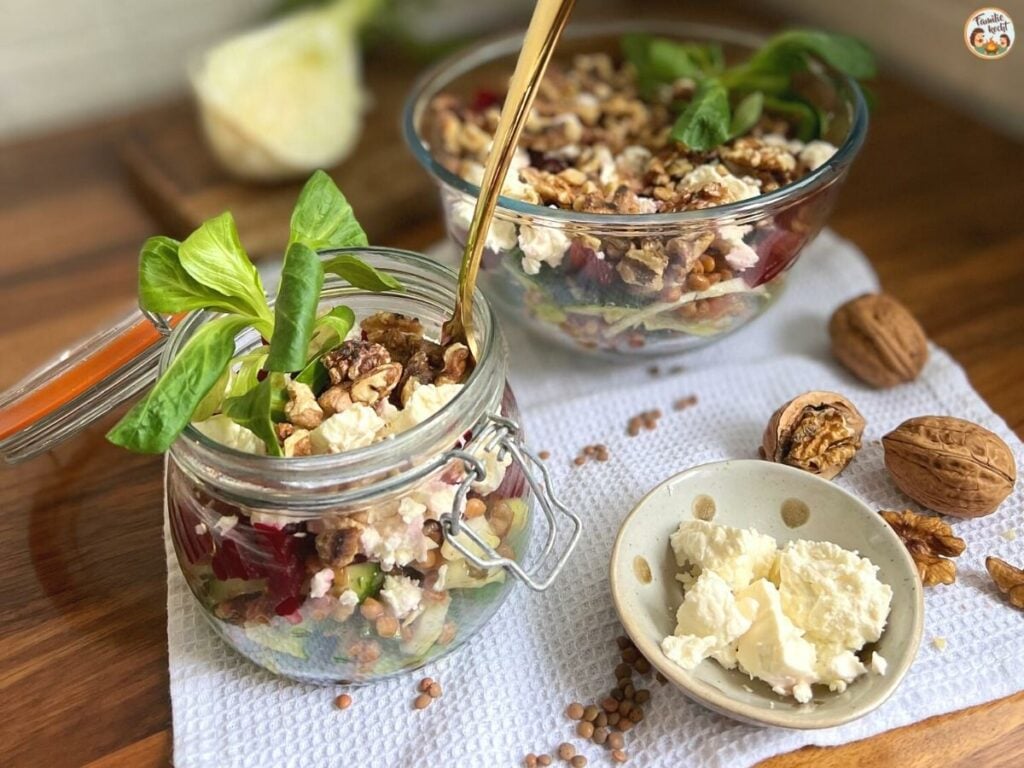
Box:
167 231 1023 767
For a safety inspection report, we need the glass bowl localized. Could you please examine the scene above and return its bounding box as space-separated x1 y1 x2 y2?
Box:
403 21 868 357
166 248 579 685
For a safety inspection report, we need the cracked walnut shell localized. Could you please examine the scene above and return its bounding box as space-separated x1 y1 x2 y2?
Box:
829 293 928 388
986 556 1024 609
761 391 866 479
881 509 965 586
883 416 1016 518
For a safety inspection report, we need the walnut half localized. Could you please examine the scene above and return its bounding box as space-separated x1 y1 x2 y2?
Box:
986 556 1024 609
881 509 966 586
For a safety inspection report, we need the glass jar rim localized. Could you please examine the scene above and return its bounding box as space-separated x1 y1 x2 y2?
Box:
165 246 504 508
402 18 869 228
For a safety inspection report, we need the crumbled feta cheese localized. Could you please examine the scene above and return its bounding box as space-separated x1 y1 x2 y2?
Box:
411 479 458 519
593 145 617 186
518 222 571 275
760 133 804 154
309 405 384 454
777 539 892 650
193 414 265 454
461 150 538 204
617 145 651 176
659 570 755 670
932 637 948 652
338 589 359 608
670 519 777 590
799 140 837 170
870 652 888 676
663 520 893 704
1001 528 1018 541
387 383 463 435
450 197 517 252
360 502 437 571
250 511 294 529
471 445 512 495
735 579 818 703
309 567 335 599
194 523 208 535
380 574 423 619
714 224 759 271
679 164 761 203
214 515 238 535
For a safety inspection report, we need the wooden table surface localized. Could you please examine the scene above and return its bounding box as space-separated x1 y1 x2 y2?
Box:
1 3 1022 766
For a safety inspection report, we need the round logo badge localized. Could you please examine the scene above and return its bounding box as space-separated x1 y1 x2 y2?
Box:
965 7 1015 59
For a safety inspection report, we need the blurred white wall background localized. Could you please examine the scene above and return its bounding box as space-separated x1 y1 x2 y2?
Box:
0 0 277 139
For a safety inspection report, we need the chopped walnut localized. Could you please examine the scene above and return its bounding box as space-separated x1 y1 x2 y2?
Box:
284 381 324 430
719 136 799 187
315 518 365 568
881 510 966 586
436 343 470 386
520 167 583 207
322 341 391 385
283 429 312 457
350 362 403 406
318 384 353 417
616 240 669 292
666 231 715 271
986 556 1024 609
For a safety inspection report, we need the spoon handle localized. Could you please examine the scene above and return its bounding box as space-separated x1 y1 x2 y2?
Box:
449 0 576 354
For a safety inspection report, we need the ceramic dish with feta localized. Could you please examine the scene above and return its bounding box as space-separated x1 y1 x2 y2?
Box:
609 459 922 728
405 22 872 356
104 172 579 684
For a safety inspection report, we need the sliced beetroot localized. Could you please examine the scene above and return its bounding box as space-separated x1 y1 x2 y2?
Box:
744 228 806 287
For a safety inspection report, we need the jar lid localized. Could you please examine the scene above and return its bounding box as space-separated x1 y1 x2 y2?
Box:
0 308 179 463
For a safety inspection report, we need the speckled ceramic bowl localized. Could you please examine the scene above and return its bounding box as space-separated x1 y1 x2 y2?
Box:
609 459 922 729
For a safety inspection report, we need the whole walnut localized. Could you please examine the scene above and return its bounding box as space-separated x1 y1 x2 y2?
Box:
761 391 866 479
829 293 928 388
883 416 1016 518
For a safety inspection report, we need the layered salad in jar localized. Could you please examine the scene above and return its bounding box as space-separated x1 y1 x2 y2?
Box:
107 172 530 682
417 30 873 352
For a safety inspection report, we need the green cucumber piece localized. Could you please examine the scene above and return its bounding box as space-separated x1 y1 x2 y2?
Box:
345 562 384 602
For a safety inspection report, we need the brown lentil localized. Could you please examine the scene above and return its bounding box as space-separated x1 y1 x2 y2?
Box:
674 394 698 411
608 733 625 751
622 647 639 664
615 663 633 679
634 657 651 674
623 684 635 699
618 719 635 733
465 498 486 518
601 697 619 713
583 705 599 722
656 672 668 684
595 712 608 728
524 755 538 768
616 636 632 650
428 681 442 699
334 693 353 710
359 598 385 621
634 689 650 704
628 707 644 723
611 749 628 763
570 757 587 768
566 702 585 720
592 726 609 745
618 701 633 717
538 756 552 767
607 712 621 726
557 743 576 760
375 615 399 637
577 721 595 739
610 687 624 701
418 677 433 692
573 456 587 466
538 450 551 460
413 693 431 710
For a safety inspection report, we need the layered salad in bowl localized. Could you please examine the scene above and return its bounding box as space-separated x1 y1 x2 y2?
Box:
405 23 872 355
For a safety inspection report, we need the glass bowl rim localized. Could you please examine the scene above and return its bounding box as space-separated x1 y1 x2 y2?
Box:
402 18 869 227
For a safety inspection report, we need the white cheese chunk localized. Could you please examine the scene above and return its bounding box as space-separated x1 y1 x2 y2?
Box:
670 519 777 590
380 574 423 619
309 405 384 454
387 383 463 436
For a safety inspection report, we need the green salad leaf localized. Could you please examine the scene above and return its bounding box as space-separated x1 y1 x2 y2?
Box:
267 242 325 372
222 373 289 458
178 212 273 334
323 253 403 292
630 29 874 149
289 169 369 251
107 169 402 455
107 316 250 453
671 78 730 151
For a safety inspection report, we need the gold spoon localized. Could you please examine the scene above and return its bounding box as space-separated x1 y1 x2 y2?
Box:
443 0 577 358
